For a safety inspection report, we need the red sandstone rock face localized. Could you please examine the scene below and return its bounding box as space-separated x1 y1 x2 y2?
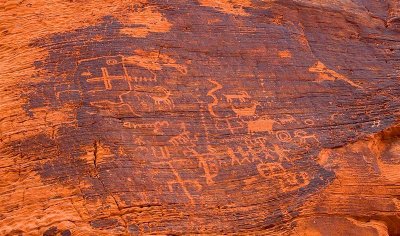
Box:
0 0 399 235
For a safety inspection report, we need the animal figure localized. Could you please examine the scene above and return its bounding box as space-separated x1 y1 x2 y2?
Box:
247 116 279 134
150 86 173 107
309 61 362 89
135 85 174 108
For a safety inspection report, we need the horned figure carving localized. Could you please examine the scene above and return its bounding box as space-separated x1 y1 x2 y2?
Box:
150 86 173 108
135 85 174 109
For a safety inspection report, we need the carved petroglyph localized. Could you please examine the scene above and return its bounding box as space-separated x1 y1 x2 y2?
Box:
81 71 92 77
304 119 315 126
247 116 279 134
106 58 118 65
215 118 246 134
224 91 250 103
231 101 260 117
123 121 169 134
243 138 291 163
90 99 142 117
169 132 191 146
153 121 170 135
152 146 171 159
257 163 310 191
272 144 291 163
53 82 82 102
219 132 309 166
78 55 157 85
197 0 253 16
28 38 329 220
223 90 260 117
207 79 223 117
276 130 292 143
134 85 174 109
257 162 285 178
372 120 381 128
169 123 197 146
134 137 146 145
282 172 310 191
294 130 319 144
227 147 242 166
123 121 168 129
76 56 158 117
75 53 187 118
278 50 292 58
220 139 291 166
10 5 372 232
89 100 140 117
239 146 264 164
149 87 173 108
235 147 251 164
185 148 218 186
55 89 82 102
227 146 254 165
167 162 202 205
124 49 187 74
309 61 363 89
278 114 296 124
81 56 128 91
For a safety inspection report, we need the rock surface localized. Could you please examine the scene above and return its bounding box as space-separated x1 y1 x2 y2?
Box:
0 0 399 235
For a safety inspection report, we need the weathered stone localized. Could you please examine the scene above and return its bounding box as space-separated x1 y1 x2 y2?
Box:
0 0 399 235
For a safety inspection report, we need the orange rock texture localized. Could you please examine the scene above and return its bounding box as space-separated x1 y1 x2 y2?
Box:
1 0 400 235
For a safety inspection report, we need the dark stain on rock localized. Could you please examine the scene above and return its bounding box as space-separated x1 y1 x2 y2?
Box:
61 229 72 236
90 218 119 229
43 226 57 236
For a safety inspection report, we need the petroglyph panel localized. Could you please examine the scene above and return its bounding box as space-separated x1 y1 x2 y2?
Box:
1 0 400 234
